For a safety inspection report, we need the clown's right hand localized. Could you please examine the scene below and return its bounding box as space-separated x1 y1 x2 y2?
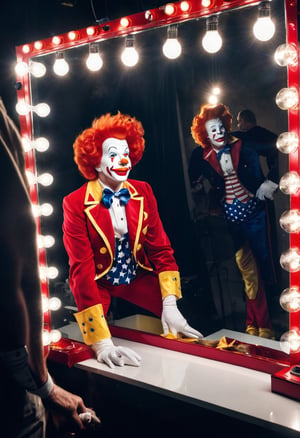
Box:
92 338 141 369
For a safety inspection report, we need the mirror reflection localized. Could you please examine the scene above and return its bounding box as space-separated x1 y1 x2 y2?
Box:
28 1 290 359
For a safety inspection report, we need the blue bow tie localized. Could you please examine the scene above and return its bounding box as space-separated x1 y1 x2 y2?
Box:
216 145 231 161
102 187 131 209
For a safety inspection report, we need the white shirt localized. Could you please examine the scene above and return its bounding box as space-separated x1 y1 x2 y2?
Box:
99 180 128 238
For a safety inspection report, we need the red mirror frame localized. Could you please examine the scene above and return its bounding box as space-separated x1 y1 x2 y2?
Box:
15 0 299 373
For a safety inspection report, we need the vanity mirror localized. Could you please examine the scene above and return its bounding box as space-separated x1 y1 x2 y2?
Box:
15 0 299 372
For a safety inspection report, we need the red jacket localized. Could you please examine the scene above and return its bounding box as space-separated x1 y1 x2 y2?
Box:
63 179 179 311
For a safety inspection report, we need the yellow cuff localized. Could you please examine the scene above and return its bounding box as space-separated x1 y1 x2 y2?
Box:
74 304 111 345
158 271 182 300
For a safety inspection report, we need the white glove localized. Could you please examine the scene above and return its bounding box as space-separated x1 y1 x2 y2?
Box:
161 295 203 339
256 179 278 200
92 338 141 369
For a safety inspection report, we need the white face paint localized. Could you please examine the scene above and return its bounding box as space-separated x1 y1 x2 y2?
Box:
205 118 227 149
95 138 132 189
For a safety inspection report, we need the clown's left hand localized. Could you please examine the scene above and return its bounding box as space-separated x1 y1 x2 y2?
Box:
161 295 203 339
256 179 278 200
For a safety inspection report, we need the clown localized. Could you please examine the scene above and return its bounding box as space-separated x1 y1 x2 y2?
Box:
63 112 203 369
189 103 278 339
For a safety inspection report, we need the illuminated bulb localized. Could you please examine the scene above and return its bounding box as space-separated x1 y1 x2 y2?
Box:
202 16 223 54
33 137 50 152
280 248 300 272
276 132 299 154
162 25 182 60
32 202 54 217
43 330 51 346
164 3 175 15
22 45 30 54
50 329 62 343
22 137 32 152
15 61 46 78
120 17 130 28
86 27 96 36
212 86 221 95
47 266 59 279
280 287 300 313
16 100 31 116
15 62 29 76
30 61 46 78
52 36 62 45
38 234 55 249
202 0 211 6
180 1 191 12
276 87 299 110
33 103 51 118
68 31 78 41
274 43 298 67
49 297 62 311
280 210 300 233
26 170 36 186
42 295 49 312
279 171 300 195
253 1 275 41
53 52 69 76
86 43 103 72
121 35 139 67
280 330 300 354
37 172 53 186
40 266 59 280
34 41 43 50
208 94 218 105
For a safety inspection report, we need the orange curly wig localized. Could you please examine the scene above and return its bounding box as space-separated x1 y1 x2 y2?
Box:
191 103 233 149
73 112 145 180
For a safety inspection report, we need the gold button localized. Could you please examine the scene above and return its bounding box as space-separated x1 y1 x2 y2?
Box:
100 247 107 254
137 243 142 251
97 263 103 270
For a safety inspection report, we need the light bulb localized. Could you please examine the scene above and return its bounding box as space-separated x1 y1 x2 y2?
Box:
86 44 103 71
279 171 300 195
280 330 300 354
50 329 62 343
30 61 47 78
276 87 299 110
280 210 300 233
274 43 298 67
202 16 222 54
15 61 46 78
280 287 300 313
33 137 50 152
253 1 275 42
38 234 55 249
163 25 182 59
53 52 69 76
280 248 300 272
253 17 275 41
37 172 54 186
43 330 51 346
46 266 59 279
121 36 139 67
34 202 53 217
276 132 299 154
34 103 51 118
16 100 31 116
49 297 62 311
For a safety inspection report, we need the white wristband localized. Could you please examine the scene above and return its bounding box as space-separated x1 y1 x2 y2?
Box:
29 372 54 399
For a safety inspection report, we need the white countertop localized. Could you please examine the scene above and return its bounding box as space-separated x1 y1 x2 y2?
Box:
75 336 300 435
